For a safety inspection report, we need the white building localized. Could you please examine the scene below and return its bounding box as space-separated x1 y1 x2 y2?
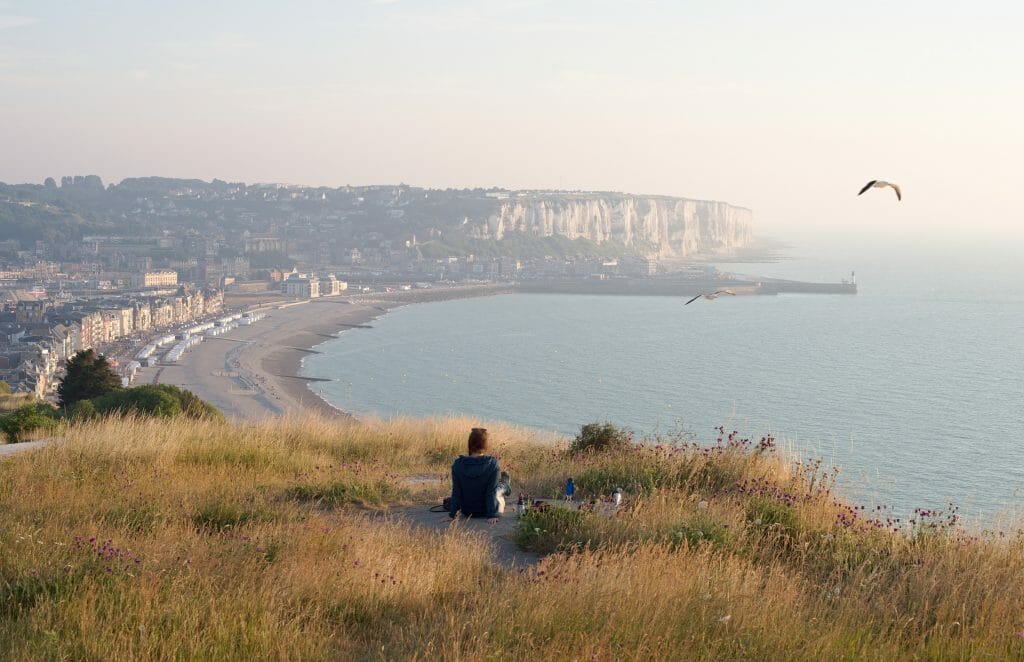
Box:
321 274 348 296
131 270 178 289
282 273 320 298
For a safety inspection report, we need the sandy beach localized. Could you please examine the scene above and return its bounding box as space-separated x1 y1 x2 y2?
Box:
136 285 511 421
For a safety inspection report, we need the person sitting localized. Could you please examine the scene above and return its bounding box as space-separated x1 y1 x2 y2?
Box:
448 427 504 522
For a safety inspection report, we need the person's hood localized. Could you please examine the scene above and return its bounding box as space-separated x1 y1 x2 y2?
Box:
455 455 497 479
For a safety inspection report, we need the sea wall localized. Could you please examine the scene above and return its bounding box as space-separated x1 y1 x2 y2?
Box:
470 195 753 257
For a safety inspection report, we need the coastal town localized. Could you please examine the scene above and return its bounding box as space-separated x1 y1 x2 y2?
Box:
2 176 854 402
0 177 753 401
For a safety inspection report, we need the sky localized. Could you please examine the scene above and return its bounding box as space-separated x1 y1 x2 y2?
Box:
2 0 1023 239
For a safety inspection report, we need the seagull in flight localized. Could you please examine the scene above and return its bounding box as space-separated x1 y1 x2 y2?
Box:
858 180 902 201
684 290 736 305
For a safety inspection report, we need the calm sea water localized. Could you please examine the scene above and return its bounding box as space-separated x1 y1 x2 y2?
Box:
303 236 1024 521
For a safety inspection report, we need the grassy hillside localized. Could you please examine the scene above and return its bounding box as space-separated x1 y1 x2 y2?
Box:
1 417 1022 660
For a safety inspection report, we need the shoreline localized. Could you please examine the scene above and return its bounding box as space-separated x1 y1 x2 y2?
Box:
137 284 512 421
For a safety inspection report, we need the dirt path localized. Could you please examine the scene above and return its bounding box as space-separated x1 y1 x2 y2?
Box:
0 438 55 457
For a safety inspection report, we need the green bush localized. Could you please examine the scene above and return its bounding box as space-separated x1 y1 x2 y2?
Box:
156 384 224 421
66 399 97 421
568 422 633 455
0 380 11 395
0 403 59 443
92 386 182 418
88 385 223 421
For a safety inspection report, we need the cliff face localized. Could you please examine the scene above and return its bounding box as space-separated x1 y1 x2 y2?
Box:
470 194 752 258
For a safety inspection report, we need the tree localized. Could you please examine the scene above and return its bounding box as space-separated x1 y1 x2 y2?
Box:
57 349 122 407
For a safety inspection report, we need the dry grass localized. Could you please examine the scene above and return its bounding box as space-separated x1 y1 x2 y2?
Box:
0 393 37 415
1 416 1023 660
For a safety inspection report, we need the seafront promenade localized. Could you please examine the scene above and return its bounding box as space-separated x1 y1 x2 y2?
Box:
134 284 512 420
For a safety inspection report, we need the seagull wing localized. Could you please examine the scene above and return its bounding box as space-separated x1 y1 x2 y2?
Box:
684 294 702 305
858 180 877 196
890 183 902 200
716 289 736 296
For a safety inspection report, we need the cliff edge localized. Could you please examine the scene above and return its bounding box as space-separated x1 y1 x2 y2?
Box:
469 193 753 258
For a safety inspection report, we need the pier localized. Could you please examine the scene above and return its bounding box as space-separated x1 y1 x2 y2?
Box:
515 276 856 297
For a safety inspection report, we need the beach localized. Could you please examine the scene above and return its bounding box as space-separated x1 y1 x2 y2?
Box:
136 285 511 421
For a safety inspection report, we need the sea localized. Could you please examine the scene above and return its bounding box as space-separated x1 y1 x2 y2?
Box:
302 234 1024 523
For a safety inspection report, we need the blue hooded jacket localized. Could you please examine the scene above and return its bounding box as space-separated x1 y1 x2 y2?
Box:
449 455 500 518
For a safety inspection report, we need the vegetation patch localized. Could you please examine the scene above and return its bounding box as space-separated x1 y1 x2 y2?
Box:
515 507 597 554
101 503 169 533
90 385 223 421
0 570 78 620
192 499 275 531
575 454 675 495
568 422 634 455
746 496 799 538
663 515 732 550
1 416 1023 659
285 479 403 507
178 445 283 470
0 403 59 443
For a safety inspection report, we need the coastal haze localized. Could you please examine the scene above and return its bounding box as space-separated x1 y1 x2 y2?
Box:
1 1 1023 517
3 1 1024 241
7 2 1024 658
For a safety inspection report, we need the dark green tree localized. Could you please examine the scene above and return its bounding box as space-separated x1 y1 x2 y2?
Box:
57 349 122 407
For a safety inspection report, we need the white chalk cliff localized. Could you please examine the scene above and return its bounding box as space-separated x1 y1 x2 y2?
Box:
469 194 753 258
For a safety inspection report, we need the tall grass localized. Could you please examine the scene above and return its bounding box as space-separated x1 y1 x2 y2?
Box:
0 415 1022 659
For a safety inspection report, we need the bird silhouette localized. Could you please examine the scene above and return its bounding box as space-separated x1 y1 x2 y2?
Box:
858 180 902 201
684 290 736 305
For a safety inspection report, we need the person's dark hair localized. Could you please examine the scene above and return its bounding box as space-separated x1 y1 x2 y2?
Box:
467 427 489 455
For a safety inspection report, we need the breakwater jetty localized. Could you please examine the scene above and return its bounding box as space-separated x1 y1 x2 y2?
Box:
515 275 856 297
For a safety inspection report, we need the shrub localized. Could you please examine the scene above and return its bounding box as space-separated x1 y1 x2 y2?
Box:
92 385 182 418
568 422 633 455
0 403 59 443
66 399 97 421
89 385 223 421
156 384 224 421
0 380 10 394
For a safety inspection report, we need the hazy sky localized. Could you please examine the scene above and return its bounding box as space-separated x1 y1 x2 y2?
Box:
2 1 1023 238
